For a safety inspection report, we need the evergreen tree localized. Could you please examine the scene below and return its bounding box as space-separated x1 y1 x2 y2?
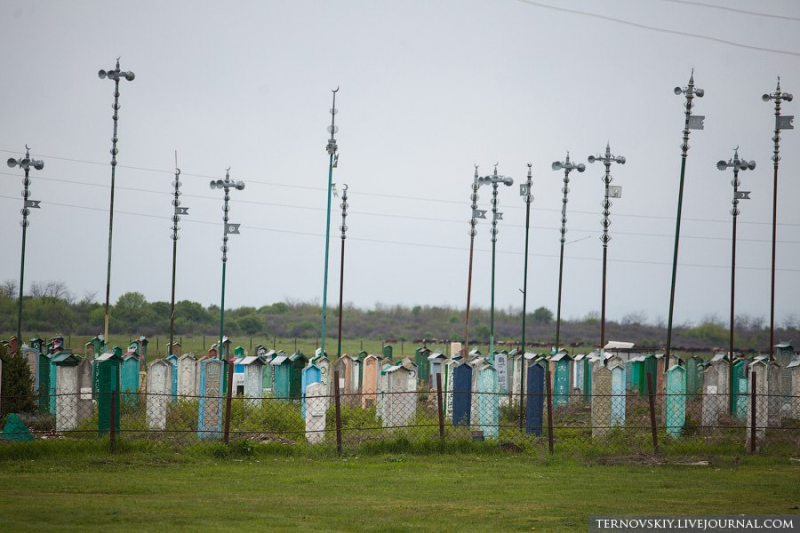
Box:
0 344 37 417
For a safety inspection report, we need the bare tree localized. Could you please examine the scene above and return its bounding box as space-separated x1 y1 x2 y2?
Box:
0 280 17 298
29 280 74 303
780 313 798 331
621 310 648 326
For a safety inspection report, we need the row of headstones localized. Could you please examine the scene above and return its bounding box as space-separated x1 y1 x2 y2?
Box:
305 350 800 445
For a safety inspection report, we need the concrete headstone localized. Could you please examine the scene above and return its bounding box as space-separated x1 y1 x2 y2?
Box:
304 382 327 444
146 360 172 430
198 359 224 439
591 365 612 439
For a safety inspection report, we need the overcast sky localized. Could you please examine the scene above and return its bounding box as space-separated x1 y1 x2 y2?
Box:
1 0 799 330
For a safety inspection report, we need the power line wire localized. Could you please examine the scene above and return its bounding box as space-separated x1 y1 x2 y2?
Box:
660 0 800 22
3 165 799 232
2 194 798 274
513 0 800 57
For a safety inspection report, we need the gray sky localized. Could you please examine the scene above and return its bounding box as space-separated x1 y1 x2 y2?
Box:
1 0 799 329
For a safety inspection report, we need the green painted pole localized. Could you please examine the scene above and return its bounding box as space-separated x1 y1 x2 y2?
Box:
9 147 44 350
665 71 704 372
321 88 339 359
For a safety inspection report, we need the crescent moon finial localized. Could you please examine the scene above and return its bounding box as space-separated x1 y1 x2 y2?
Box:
527 162 532 168
25 144 30 151
342 183 348 191
332 86 340 93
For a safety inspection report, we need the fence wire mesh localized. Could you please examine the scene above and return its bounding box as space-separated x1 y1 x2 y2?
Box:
2 378 797 455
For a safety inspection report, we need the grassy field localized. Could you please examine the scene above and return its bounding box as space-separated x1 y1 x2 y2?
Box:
0 444 797 532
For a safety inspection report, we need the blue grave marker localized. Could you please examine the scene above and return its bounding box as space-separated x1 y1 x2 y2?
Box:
451 361 472 426
525 361 545 435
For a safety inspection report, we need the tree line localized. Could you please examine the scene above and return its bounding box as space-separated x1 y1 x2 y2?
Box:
2 281 797 351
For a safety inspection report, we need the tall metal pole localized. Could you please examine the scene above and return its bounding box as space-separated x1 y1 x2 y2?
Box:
551 153 585 352
588 143 625 358
336 185 349 359
665 71 704 372
717 147 755 414
7 146 45 346
98 58 135 343
519 163 533 428
480 166 513 363
169 152 189 357
762 79 793 362
464 166 482 359
210 169 245 360
321 87 340 358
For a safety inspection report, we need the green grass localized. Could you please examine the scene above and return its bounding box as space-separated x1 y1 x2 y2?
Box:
0 443 797 532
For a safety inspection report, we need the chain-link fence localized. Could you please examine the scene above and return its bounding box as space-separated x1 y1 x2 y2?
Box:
1 371 798 455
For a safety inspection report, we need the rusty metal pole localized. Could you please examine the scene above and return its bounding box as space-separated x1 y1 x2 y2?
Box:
551 154 585 352
717 148 756 415
223 359 234 444
334 370 343 455
647 372 659 454
98 58 135 342
519 164 533 430
588 144 626 357
762 79 793 362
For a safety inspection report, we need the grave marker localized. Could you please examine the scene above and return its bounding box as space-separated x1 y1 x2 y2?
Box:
304 382 327 444
54 352 80 431
383 365 412 428
788 358 800 419
146 359 172 430
241 355 265 407
451 360 473 426
591 365 612 439
177 353 198 397
95 351 122 435
665 365 686 438
525 361 545 435
746 359 767 447
301 363 322 417
610 362 626 428
495 351 508 393
703 354 730 425
198 358 224 439
361 354 379 408
551 351 571 408
427 351 447 390
477 364 499 439
415 346 431 384
166 354 179 400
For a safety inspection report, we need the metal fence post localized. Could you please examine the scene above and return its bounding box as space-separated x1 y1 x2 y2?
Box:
223 359 234 444
750 370 757 453
545 368 554 455
436 373 445 441
334 370 343 455
647 372 659 454
110 390 117 453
